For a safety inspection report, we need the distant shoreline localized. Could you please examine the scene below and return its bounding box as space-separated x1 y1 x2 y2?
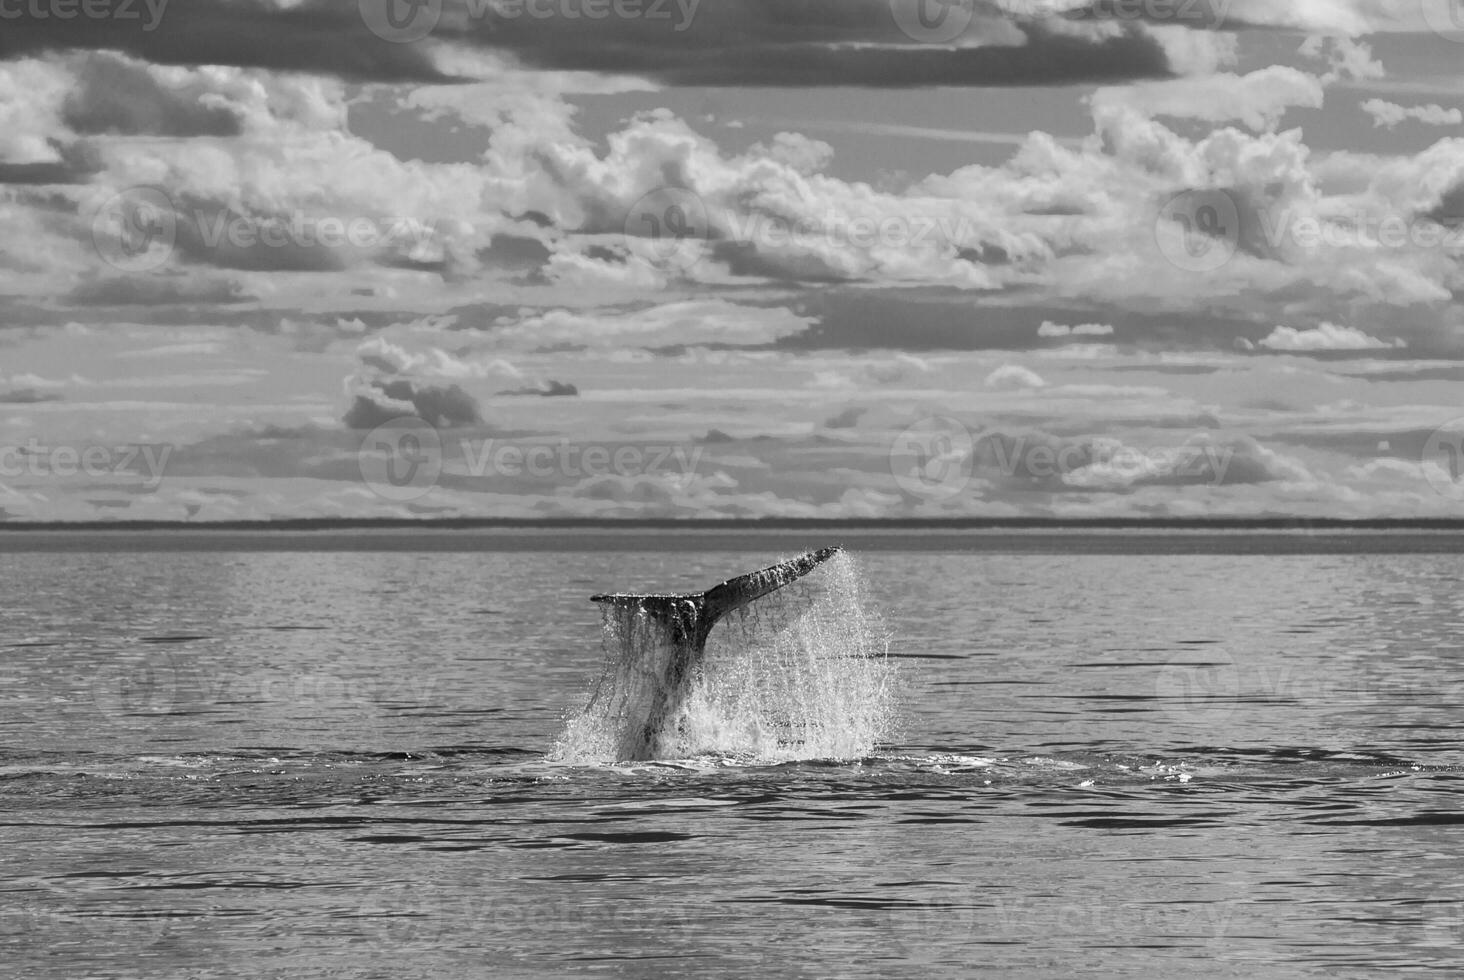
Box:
5 517 1464 532
7 517 1464 554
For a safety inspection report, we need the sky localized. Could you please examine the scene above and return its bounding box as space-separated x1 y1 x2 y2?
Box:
4 0 1464 520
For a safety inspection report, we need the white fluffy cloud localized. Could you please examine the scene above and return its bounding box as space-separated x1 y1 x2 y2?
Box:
1091 67 1323 132
1252 322 1402 351
1039 321 1115 338
1361 99 1463 129
985 364 1048 389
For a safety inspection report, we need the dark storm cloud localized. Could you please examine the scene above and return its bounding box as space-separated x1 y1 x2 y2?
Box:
63 55 243 137
0 0 1179 88
475 10 1178 87
343 378 484 429
66 276 254 306
0 0 449 82
0 388 63 403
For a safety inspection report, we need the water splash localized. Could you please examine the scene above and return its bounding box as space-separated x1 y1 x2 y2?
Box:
551 551 899 764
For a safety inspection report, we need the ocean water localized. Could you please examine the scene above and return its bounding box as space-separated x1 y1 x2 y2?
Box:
3 531 1463 978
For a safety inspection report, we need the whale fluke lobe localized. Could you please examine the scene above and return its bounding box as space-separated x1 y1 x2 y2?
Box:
586 547 843 760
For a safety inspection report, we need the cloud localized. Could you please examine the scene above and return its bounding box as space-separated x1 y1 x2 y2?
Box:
66 276 253 307
1091 67 1323 132
0 388 62 403
972 429 1312 492
491 300 813 349
0 1 449 83
811 354 933 388
985 364 1048 389
342 377 484 430
356 336 520 380
1361 99 1463 129
0 0 1239 91
63 52 244 137
1038 321 1115 338
497 379 579 396
1252 322 1402 352
1079 0 1380 34
469 8 1187 88
342 334 490 430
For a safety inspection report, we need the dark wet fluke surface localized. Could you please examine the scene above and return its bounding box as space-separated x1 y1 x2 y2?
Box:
3 538 1463 978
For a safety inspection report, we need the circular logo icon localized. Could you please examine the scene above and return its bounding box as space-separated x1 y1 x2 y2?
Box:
623 187 711 271
90 652 185 726
1155 189 1241 273
1154 649 1241 728
889 416 975 501
91 187 177 274
1421 0 1464 42
359 0 443 42
358 416 443 503
1423 417 1464 500
889 0 975 43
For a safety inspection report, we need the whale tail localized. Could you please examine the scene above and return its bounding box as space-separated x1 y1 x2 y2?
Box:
588 547 842 760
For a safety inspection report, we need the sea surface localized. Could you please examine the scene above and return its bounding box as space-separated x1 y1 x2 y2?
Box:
3 530 1463 978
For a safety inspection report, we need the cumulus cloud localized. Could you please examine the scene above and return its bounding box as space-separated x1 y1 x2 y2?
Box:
342 335 489 430
491 300 813 349
63 53 245 137
812 354 933 388
1038 321 1115 338
541 111 1048 288
342 377 484 430
986 364 1048 389
1361 99 1463 129
356 336 520 380
1091 67 1323 132
1252 322 1403 352
497 379 579 397
971 429 1311 492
